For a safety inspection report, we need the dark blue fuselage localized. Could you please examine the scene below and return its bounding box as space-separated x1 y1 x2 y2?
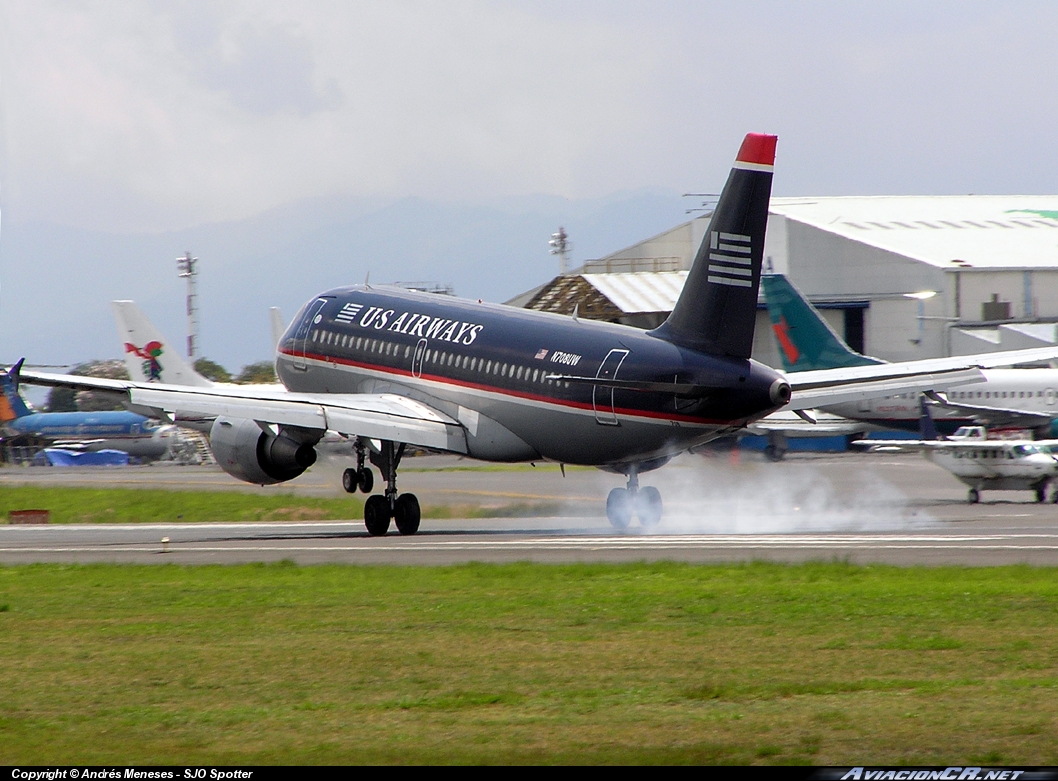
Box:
276 286 785 467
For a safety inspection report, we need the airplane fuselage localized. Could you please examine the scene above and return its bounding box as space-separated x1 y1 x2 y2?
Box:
928 442 1058 495
824 369 1058 434
276 285 787 468
3 410 176 459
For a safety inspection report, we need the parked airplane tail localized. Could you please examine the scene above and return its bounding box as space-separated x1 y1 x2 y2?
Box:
111 301 213 387
760 274 882 371
650 133 776 359
919 396 941 441
270 307 286 351
0 359 34 422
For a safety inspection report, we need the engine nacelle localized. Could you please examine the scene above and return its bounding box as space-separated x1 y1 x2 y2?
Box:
209 416 319 485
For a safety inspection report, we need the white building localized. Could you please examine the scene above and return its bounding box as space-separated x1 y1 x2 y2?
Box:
514 196 1058 369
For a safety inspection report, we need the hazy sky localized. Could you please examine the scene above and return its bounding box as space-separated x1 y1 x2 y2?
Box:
3 1 1057 233
3 1 1058 377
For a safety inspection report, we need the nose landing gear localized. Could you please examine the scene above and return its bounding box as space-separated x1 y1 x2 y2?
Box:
606 466 663 529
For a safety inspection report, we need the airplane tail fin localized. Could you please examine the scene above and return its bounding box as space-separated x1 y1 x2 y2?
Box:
919 396 940 441
111 301 213 387
650 133 776 359
0 359 35 421
270 307 286 351
760 274 882 371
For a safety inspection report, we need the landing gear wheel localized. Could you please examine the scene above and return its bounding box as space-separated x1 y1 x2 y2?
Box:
635 486 663 527
364 495 391 536
763 445 786 462
358 467 374 493
1036 486 1047 503
606 487 633 530
968 488 980 504
394 493 421 536
342 468 358 494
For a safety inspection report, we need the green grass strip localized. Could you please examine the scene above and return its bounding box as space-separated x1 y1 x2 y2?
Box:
0 485 563 523
1 561 1058 764
0 485 364 524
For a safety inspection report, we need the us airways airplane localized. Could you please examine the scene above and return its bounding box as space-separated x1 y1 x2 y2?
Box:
20 133 1058 535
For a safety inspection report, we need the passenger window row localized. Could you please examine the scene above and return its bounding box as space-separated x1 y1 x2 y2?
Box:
309 328 570 388
951 390 1047 400
885 390 1048 401
954 450 1015 460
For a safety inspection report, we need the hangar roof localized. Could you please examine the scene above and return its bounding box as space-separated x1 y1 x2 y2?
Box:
770 196 1058 270
582 271 688 314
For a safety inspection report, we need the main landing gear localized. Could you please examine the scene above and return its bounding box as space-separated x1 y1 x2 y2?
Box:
606 466 663 530
343 438 420 536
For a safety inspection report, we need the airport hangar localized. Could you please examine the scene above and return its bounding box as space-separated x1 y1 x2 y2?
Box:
509 196 1058 369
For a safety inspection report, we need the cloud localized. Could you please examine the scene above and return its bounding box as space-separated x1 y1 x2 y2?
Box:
182 17 342 116
1 1 1057 234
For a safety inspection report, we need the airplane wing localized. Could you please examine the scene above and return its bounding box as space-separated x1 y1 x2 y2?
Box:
929 396 1054 428
16 368 468 454
784 340 1058 410
745 410 874 438
853 438 1032 451
784 366 985 411
14 338 1058 452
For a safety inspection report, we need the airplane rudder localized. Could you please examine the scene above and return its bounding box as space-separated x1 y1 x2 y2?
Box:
657 133 776 358
0 361 33 419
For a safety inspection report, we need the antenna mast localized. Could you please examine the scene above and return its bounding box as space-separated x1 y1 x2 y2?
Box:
176 251 199 359
549 227 570 274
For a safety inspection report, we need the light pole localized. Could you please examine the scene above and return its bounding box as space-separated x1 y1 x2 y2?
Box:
176 251 199 360
549 227 569 275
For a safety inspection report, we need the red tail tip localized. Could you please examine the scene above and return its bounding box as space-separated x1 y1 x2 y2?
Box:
736 133 777 166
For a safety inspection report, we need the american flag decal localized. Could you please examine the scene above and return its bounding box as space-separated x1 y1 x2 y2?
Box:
334 302 364 323
706 231 753 288
535 348 549 359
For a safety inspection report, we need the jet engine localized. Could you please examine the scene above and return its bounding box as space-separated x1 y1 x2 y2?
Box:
209 416 320 485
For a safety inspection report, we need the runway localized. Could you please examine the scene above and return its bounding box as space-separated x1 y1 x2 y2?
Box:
3 451 1058 565
4 520 1058 565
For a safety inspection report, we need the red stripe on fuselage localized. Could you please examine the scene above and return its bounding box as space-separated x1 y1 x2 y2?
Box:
277 348 745 426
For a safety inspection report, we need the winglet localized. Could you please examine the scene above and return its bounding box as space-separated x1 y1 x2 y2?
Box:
7 358 25 389
919 396 941 441
0 359 33 420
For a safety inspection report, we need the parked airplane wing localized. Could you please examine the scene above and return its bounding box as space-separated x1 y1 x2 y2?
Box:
745 410 872 438
782 340 1058 410
15 367 467 453
853 438 1032 451
930 397 1054 428
786 367 985 411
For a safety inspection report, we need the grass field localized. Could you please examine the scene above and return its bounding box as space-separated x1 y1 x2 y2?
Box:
1 562 1057 764
0 486 561 523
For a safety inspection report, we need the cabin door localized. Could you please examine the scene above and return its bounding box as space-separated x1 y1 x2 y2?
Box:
292 298 329 370
411 339 428 378
593 349 629 425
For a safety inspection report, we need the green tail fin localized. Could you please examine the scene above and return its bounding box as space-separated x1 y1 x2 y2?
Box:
760 274 881 371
